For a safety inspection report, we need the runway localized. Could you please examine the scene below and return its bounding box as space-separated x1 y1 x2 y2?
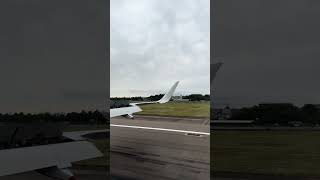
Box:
0 169 108 180
110 115 210 180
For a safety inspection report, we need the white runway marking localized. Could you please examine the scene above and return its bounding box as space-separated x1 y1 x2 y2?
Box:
110 124 210 136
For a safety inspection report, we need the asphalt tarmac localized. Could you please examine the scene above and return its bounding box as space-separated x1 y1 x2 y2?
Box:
0 169 108 180
110 115 210 180
0 115 210 180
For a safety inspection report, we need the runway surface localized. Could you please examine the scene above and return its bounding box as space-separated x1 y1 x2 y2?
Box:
110 115 210 180
0 169 108 180
0 128 109 180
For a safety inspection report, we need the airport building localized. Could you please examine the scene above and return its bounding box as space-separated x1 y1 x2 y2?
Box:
172 95 189 102
0 122 68 149
110 100 130 108
211 105 233 120
211 120 254 127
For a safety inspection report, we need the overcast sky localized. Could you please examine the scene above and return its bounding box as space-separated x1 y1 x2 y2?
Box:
111 0 210 97
0 0 107 113
3 0 318 112
213 0 320 107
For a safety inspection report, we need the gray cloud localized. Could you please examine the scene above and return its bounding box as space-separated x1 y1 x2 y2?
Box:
213 0 320 107
0 0 107 113
111 0 210 97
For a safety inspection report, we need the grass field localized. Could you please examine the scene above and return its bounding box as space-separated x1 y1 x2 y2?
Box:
136 102 210 118
74 139 109 168
212 131 320 176
63 125 109 168
64 124 107 132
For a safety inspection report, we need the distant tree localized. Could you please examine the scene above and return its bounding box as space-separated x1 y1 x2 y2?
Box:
231 106 259 120
131 96 144 101
255 103 302 125
148 94 164 101
301 104 320 124
204 94 210 101
183 94 211 101
231 103 306 125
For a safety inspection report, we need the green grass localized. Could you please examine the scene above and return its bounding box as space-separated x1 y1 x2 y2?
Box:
65 125 109 168
136 102 210 118
212 131 320 176
74 139 109 168
64 124 107 132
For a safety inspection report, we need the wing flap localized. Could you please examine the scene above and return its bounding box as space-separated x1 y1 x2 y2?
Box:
110 81 179 118
0 141 102 176
130 81 179 106
110 106 142 118
63 129 108 141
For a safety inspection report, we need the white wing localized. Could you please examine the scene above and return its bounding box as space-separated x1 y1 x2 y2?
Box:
110 81 179 118
211 62 223 84
0 141 102 177
110 106 142 118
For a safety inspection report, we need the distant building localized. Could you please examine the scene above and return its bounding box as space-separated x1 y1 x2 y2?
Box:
288 121 303 127
259 102 294 107
110 100 129 108
172 95 189 102
211 105 233 120
211 120 254 127
306 104 320 110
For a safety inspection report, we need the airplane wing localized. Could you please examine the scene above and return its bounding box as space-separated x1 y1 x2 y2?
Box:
64 79 174 140
211 62 223 84
110 106 142 118
210 62 223 99
49 81 179 178
0 81 181 179
63 129 108 141
110 81 179 118
0 141 102 179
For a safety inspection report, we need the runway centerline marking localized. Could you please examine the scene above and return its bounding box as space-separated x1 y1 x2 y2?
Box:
110 124 210 136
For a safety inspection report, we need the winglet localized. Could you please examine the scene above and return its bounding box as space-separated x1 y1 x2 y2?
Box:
157 81 179 104
211 62 223 83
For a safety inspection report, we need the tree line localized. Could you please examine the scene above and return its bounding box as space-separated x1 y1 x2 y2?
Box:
111 94 210 102
183 94 210 101
111 94 165 101
0 110 107 124
231 103 320 125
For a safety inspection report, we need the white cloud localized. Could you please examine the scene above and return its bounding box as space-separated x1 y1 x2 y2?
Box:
111 0 210 97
